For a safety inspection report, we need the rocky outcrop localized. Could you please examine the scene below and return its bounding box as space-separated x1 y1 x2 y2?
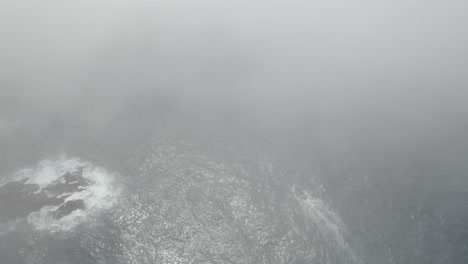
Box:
0 168 90 222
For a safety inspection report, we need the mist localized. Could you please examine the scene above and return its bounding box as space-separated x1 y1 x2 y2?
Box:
1 0 467 263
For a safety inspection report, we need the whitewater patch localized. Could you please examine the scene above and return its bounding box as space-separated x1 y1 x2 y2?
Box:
0 157 119 234
293 186 363 264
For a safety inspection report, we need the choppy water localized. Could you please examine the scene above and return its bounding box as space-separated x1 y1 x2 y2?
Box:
0 133 361 263
0 116 467 264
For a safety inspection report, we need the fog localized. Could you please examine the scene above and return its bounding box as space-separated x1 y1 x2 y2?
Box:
1 0 467 263
3 0 467 125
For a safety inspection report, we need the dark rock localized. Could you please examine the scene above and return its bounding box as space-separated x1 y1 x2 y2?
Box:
0 168 90 222
53 200 85 219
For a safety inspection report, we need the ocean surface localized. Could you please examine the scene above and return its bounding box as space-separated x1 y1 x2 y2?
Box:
0 114 467 264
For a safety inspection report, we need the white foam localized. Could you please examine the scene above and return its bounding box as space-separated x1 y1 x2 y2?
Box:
293 186 362 264
6 157 119 233
23 157 84 187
